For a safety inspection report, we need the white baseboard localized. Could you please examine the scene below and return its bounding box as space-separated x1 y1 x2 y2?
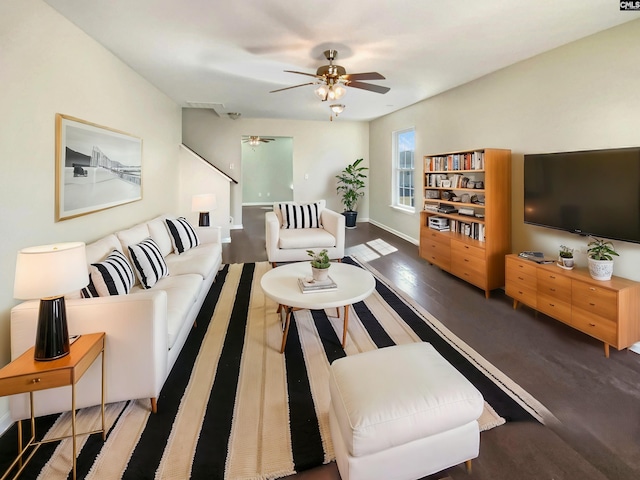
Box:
368 219 419 246
222 236 231 244
230 224 243 230
629 342 640 355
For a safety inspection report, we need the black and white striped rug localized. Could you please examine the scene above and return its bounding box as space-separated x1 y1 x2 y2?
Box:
0 260 553 479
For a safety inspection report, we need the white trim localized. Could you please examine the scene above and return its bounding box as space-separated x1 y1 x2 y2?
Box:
368 219 419 245
391 127 416 211
230 224 243 230
389 204 416 215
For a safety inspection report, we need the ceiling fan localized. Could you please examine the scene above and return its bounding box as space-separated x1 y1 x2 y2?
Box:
270 50 390 101
242 136 275 146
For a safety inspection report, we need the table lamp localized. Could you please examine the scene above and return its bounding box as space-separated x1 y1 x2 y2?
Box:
192 193 217 227
14 242 88 361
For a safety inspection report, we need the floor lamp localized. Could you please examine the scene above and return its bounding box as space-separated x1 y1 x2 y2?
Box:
192 193 217 227
13 242 88 361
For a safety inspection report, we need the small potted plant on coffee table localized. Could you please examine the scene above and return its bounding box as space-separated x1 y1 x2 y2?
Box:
307 249 331 282
558 245 574 269
587 237 619 281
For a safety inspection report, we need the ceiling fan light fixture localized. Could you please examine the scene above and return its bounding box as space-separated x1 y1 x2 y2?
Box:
330 104 345 115
314 84 329 100
248 136 261 146
330 83 346 100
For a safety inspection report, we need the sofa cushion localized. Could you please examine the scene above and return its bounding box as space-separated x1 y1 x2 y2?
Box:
165 217 200 254
278 227 336 249
131 273 203 349
147 215 174 257
85 234 123 264
128 237 169 289
164 242 222 278
279 202 323 229
117 223 151 252
82 249 135 298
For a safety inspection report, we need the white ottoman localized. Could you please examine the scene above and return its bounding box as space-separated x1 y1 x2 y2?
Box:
328 342 484 480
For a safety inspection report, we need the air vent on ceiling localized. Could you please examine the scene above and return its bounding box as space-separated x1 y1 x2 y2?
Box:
186 101 225 110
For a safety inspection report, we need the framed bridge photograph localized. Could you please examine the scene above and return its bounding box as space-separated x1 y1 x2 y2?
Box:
55 114 142 221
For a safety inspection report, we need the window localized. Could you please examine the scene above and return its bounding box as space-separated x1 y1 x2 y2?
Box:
393 128 415 211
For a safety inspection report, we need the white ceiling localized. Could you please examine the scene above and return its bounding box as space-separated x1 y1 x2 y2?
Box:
45 0 639 122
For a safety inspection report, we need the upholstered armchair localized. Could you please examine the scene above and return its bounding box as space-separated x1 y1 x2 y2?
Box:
265 200 345 266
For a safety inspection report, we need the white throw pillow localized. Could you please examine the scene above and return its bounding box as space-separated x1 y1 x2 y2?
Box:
279 202 322 229
165 217 200 254
128 237 169 289
82 249 134 297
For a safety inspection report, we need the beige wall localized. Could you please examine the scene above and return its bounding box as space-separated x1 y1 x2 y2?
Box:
370 19 640 281
178 146 232 242
182 109 370 227
0 0 181 426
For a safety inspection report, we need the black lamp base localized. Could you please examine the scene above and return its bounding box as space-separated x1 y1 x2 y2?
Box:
198 212 210 227
35 296 70 361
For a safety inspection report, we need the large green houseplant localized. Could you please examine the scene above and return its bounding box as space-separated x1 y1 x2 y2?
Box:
336 158 368 228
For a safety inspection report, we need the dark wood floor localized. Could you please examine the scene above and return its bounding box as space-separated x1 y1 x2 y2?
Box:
223 206 640 480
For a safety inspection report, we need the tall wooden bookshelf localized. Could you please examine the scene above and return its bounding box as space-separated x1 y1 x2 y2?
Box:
420 148 511 298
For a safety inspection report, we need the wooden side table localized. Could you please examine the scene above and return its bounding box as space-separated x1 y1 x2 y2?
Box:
0 332 106 480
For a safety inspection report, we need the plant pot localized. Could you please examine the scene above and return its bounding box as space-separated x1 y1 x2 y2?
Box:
311 266 330 282
588 257 614 281
343 210 358 229
560 256 574 269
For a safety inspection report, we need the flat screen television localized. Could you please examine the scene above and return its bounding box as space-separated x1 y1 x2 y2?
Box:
523 146 640 244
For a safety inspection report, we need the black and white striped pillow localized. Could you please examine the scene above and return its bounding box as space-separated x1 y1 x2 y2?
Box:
82 249 134 297
279 202 321 229
128 237 169 289
165 217 200 254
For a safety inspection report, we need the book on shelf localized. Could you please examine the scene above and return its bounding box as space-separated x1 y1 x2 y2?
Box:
425 151 484 172
298 276 338 293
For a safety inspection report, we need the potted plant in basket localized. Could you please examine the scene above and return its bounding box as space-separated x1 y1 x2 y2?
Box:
307 249 331 282
587 237 619 281
558 245 574 269
336 158 368 229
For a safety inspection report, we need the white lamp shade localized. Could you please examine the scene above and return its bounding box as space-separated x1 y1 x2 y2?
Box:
192 193 217 212
14 242 88 299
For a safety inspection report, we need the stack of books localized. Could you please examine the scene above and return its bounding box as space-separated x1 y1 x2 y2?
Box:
298 276 338 293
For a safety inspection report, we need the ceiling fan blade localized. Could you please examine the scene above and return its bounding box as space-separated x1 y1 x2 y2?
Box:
270 82 315 93
347 81 390 94
343 72 386 81
284 70 323 80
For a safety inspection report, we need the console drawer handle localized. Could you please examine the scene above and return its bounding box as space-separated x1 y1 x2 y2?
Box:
589 302 596 306
549 275 556 279
518 276 524 280
589 323 596 327
32 378 41 384
550 288 556 292
589 287 596 291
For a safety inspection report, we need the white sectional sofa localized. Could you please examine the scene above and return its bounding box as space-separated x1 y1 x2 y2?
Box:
10 214 223 420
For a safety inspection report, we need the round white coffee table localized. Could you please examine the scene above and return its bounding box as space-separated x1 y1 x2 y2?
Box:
260 262 376 353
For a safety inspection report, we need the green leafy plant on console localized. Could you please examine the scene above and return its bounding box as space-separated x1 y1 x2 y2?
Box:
587 238 619 260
